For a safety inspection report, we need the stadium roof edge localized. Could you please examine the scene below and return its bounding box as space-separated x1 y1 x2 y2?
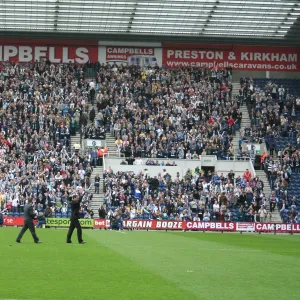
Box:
0 31 299 47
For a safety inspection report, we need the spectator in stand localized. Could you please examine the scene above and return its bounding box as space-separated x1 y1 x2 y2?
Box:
290 196 297 209
36 212 46 228
258 205 267 222
243 169 252 182
295 212 300 224
83 124 106 140
90 147 98 167
98 204 107 219
203 210 211 221
110 211 123 230
97 146 108 166
94 174 101 194
269 191 278 212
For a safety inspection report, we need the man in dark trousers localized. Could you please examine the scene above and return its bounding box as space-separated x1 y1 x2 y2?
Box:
16 198 41 243
66 191 86 244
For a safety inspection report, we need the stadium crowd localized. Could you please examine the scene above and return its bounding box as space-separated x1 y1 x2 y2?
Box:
240 77 300 147
239 77 300 223
0 60 94 219
1 58 299 226
100 166 276 228
91 64 240 160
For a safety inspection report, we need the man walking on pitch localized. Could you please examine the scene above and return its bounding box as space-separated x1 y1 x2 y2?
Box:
16 198 41 244
66 190 86 244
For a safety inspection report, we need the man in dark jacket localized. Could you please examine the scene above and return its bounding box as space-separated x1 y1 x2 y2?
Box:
89 108 96 123
151 176 159 193
66 191 86 244
98 205 106 219
16 198 41 243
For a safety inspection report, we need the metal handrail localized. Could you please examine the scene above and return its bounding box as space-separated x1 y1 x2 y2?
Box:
103 154 106 171
103 152 254 161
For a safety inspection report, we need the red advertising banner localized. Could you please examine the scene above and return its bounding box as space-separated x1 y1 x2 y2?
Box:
123 220 184 230
3 217 300 233
94 219 110 229
105 46 158 66
254 223 300 233
3 216 26 226
162 42 300 71
121 220 235 231
0 38 98 64
186 221 236 231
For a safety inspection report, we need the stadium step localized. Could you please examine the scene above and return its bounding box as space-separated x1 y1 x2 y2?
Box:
80 98 106 215
70 133 82 151
255 170 281 222
89 166 104 214
231 83 276 219
231 81 243 154
231 82 240 95
105 135 124 158
73 108 106 216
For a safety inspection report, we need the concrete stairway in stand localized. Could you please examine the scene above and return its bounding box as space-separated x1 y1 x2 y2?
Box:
231 81 240 98
255 170 282 222
231 82 240 152
105 135 120 157
70 132 81 152
69 90 106 216
89 166 104 216
86 92 112 153
232 104 252 154
230 82 281 222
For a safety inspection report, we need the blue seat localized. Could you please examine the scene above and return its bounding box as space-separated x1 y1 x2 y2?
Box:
143 213 150 219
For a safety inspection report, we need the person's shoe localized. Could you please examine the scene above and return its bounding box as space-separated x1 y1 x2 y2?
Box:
35 241 42 244
16 240 21 243
79 241 86 244
66 241 72 244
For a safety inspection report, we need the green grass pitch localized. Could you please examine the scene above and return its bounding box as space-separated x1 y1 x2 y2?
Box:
0 227 299 300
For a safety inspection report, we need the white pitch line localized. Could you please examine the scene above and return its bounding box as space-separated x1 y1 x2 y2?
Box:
0 298 26 300
218 249 261 252
94 244 261 252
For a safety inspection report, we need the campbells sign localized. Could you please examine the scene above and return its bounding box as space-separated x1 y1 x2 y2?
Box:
122 220 234 231
105 46 158 66
254 222 300 233
0 38 98 64
186 221 236 231
162 42 300 71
